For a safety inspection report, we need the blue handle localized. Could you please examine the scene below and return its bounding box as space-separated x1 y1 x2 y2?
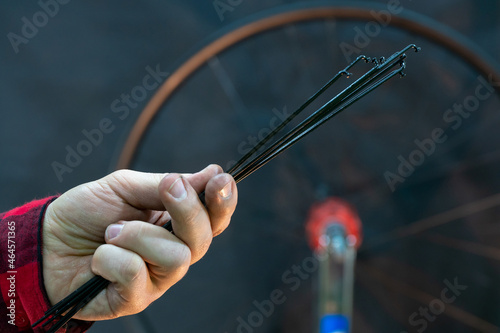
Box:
320 314 349 333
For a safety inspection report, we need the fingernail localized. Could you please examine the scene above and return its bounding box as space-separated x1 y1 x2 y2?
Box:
168 176 187 200
107 224 123 240
219 181 232 198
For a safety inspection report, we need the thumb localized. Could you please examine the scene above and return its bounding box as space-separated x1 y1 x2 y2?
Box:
99 169 167 211
99 165 222 211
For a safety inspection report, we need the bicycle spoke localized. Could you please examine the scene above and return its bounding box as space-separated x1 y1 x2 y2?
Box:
363 192 500 250
34 45 419 331
357 262 499 332
422 233 500 261
208 56 254 131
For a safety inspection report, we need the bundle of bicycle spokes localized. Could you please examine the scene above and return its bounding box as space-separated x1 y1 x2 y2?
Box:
34 44 419 332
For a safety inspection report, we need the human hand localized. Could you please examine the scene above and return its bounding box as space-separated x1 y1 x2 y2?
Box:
42 164 237 321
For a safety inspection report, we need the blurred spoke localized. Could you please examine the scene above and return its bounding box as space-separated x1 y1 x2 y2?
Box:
357 262 499 332
422 233 500 261
208 56 254 131
364 193 500 250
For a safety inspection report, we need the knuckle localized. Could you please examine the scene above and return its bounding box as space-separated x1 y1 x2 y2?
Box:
102 169 136 197
188 233 212 265
120 255 144 284
91 245 107 274
132 221 147 238
197 236 212 258
106 169 133 187
170 245 191 269
110 169 133 179
178 203 203 227
213 218 231 237
210 164 223 174
158 245 191 281
119 221 145 243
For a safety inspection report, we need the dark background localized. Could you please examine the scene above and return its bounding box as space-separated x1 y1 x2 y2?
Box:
1 1 500 332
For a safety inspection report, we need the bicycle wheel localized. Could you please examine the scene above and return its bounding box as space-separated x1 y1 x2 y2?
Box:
107 2 500 332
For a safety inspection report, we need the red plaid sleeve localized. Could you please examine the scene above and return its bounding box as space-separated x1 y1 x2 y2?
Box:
0 197 94 333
